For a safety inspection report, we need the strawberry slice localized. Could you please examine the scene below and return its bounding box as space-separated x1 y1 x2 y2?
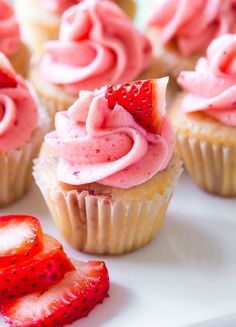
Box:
0 215 44 269
0 234 74 301
0 53 17 88
1 260 109 327
105 78 168 134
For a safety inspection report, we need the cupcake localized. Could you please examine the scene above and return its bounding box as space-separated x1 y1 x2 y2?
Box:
147 0 236 78
34 78 182 254
170 34 236 197
30 0 152 121
0 0 30 77
15 0 136 56
0 53 48 207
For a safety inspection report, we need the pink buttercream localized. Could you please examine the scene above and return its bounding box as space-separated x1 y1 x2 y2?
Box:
178 34 236 126
0 0 20 56
149 0 236 56
41 0 152 95
0 54 38 152
45 79 174 188
42 0 80 16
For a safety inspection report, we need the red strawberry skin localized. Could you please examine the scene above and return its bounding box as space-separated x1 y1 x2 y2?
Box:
0 215 44 269
0 235 74 301
1 260 109 327
106 79 164 134
0 70 17 88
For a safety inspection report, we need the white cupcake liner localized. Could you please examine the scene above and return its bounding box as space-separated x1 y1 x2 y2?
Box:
0 128 43 207
34 162 182 255
0 87 50 207
176 133 236 196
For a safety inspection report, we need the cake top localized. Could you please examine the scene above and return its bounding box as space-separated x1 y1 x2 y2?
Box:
149 0 236 56
0 53 38 152
178 34 236 126
0 0 20 56
41 0 152 95
45 78 174 188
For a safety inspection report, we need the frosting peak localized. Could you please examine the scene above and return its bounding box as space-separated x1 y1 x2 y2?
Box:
45 85 174 188
149 0 236 56
41 0 152 95
178 34 236 126
0 53 38 152
0 0 20 56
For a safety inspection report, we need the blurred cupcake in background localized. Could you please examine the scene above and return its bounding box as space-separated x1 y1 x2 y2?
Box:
30 0 152 121
0 0 30 77
34 78 182 254
15 0 136 56
147 0 236 79
170 34 236 196
0 53 48 207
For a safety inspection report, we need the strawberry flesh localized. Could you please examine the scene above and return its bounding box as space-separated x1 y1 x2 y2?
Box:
1 260 109 327
0 234 74 301
105 79 165 134
0 215 44 269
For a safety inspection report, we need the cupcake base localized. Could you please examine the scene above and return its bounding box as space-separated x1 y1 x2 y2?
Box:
116 0 136 19
34 145 182 254
170 94 236 197
30 64 76 124
0 126 45 208
9 42 30 78
15 0 60 56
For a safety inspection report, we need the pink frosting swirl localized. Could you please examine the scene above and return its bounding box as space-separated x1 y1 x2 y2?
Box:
45 81 174 188
41 0 152 95
177 34 236 126
0 0 20 56
149 0 236 56
42 0 80 16
0 54 38 152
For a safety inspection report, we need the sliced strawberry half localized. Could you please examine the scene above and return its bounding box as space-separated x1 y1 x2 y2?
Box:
0 53 17 89
0 215 44 269
0 234 74 301
1 260 109 327
105 77 168 134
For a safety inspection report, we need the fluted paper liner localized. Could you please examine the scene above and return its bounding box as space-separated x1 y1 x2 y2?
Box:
176 133 236 196
35 167 181 255
0 128 43 207
0 88 50 207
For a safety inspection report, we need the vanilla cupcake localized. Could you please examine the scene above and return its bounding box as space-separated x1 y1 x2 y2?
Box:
15 0 136 56
170 34 236 196
30 0 152 121
0 53 48 207
0 0 30 77
34 78 182 254
147 0 236 79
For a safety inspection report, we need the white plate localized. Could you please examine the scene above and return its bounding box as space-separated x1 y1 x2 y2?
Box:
1 173 236 327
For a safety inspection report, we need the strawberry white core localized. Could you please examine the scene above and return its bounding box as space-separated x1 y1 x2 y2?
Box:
0 222 33 254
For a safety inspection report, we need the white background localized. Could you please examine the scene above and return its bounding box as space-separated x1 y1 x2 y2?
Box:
2 0 236 326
